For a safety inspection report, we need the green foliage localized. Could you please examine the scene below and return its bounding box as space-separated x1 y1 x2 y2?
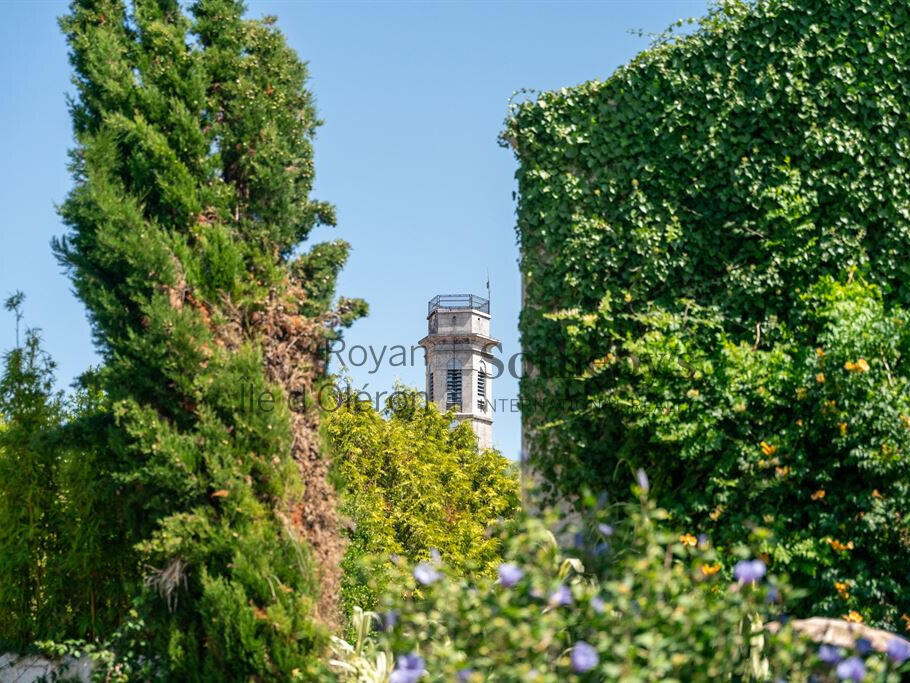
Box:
38 608 166 682
506 0 910 627
0 319 135 649
339 485 910 681
49 0 361 678
0 330 64 647
324 389 521 618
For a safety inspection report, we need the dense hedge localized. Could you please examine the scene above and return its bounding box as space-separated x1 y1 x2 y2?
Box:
506 0 910 628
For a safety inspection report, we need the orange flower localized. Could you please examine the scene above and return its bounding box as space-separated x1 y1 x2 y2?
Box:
775 466 791 477
592 354 613 368
816 347 825 358
679 533 697 547
828 538 855 552
834 581 850 599
811 489 826 501
902 614 910 631
816 373 826 383
796 419 804 426
709 505 724 521
760 441 777 456
843 611 863 623
700 562 722 576
844 358 870 373
872 489 883 499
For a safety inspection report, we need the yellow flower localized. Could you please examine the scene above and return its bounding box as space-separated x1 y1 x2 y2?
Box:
775 466 791 477
679 533 697 547
834 581 850 599
760 441 777 456
843 611 863 623
811 489 826 501
709 505 724 521
796 387 808 400
796 419 804 426
816 373 825 383
839 422 847 436
700 562 722 576
816 347 825 358
872 489 883 500
686 388 700 398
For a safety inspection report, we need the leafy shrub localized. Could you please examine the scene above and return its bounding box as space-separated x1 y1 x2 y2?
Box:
505 0 910 628
336 479 910 681
324 389 520 618
0 330 64 647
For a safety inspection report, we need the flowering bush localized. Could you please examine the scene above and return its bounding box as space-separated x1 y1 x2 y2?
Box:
333 478 910 681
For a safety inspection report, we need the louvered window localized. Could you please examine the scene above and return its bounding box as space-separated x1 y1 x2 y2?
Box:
446 358 462 411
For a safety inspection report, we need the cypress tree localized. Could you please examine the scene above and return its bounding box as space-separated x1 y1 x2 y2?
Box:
55 0 363 677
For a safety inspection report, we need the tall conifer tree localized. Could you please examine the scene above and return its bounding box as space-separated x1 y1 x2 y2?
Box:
55 0 363 677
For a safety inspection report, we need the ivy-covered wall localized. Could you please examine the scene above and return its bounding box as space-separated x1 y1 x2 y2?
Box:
506 0 910 628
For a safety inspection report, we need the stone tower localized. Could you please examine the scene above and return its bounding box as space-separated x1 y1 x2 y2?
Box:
419 294 498 450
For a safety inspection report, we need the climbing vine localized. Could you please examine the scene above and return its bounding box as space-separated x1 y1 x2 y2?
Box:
506 0 910 628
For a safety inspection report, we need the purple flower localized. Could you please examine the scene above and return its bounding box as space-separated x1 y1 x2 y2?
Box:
636 468 649 492
571 641 599 673
765 586 780 603
390 653 425 683
818 644 842 664
590 595 605 614
886 637 910 664
854 638 872 655
390 553 400 565
549 584 573 607
497 563 524 588
413 562 441 586
835 656 865 681
381 610 398 632
597 523 615 537
429 548 441 564
733 559 766 583
456 669 474 682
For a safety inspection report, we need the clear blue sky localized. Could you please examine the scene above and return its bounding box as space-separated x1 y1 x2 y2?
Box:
0 0 708 459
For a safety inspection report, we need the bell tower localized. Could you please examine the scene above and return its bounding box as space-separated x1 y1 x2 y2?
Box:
419 294 498 450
